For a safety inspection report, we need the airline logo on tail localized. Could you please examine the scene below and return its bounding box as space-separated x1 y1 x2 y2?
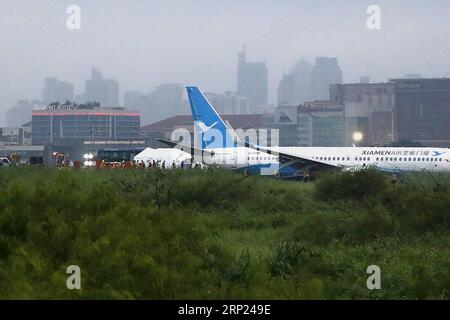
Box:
186 86 236 149
196 121 219 133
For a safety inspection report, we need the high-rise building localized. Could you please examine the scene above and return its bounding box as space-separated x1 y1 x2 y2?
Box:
147 84 185 125
205 91 249 115
42 77 74 104
330 82 395 146
105 79 119 106
272 78 450 147
310 57 343 100
123 84 185 126
237 46 268 112
277 59 315 106
5 99 40 127
124 91 152 124
291 59 312 104
278 59 313 106
124 91 144 108
74 93 87 104
277 74 296 105
392 78 450 146
85 67 119 106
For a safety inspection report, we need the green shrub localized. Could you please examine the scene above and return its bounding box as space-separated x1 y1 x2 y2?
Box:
314 169 390 202
0 167 449 299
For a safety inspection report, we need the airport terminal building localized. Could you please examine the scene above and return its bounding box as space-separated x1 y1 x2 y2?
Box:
31 105 143 161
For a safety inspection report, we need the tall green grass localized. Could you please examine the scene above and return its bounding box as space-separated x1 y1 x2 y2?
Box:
0 167 448 299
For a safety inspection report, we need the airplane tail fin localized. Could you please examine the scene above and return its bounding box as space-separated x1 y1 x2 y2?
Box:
186 86 236 149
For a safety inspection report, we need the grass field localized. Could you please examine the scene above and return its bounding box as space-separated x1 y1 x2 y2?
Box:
0 167 449 299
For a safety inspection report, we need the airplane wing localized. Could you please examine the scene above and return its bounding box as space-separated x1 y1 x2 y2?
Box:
241 142 341 172
157 138 215 157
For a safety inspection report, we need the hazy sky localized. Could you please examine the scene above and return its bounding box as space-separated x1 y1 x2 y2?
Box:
1 0 450 124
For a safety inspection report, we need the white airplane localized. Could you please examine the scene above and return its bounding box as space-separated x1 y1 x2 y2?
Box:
160 86 450 178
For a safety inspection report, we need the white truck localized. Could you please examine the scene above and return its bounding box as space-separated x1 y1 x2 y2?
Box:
0 157 12 167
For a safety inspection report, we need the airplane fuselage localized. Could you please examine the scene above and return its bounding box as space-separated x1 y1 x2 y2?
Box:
200 146 450 175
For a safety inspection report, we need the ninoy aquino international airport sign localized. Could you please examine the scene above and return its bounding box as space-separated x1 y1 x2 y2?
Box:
83 140 145 145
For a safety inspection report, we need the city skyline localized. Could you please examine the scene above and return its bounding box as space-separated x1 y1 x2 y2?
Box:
2 0 450 125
